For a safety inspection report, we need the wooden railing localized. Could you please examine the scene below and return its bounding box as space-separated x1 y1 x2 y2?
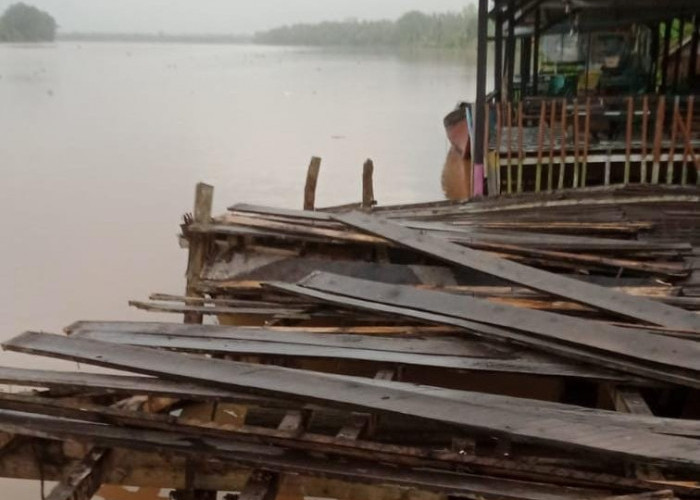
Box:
484 95 700 195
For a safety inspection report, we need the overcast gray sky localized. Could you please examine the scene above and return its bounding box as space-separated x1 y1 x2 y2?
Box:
0 0 475 34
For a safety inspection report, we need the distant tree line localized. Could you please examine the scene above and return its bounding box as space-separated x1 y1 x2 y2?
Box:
254 7 479 49
0 2 56 42
59 32 251 44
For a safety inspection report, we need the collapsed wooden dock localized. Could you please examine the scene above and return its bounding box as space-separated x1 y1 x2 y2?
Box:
0 174 699 500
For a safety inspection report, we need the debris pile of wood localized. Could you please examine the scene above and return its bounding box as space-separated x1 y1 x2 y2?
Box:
0 182 698 500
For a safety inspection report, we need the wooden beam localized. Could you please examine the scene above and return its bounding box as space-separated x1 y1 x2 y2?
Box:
5 332 700 467
185 183 214 324
332 212 700 331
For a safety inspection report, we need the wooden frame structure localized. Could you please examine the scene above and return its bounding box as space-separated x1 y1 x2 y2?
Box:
467 0 700 197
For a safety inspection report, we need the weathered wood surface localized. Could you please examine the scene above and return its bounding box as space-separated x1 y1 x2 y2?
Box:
303 157 321 211
332 212 700 330
0 411 617 500
4 332 700 468
67 324 629 380
228 202 692 252
269 276 700 388
1 365 695 437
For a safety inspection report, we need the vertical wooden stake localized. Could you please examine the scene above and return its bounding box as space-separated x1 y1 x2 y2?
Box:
535 100 546 193
682 96 694 185
667 97 680 184
651 95 666 184
506 102 513 193
495 103 503 194
641 95 649 183
362 159 376 210
582 98 590 187
303 156 322 210
517 101 524 193
548 99 556 191
558 98 567 189
624 97 633 184
572 99 580 187
185 183 214 325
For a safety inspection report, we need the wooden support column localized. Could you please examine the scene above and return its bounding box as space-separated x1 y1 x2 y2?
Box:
179 183 215 498
506 0 516 102
303 156 321 211
474 0 489 196
184 183 214 325
362 159 376 210
494 11 503 99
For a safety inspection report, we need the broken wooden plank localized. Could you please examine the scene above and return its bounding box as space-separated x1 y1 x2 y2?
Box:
4 332 700 468
290 273 700 387
332 212 700 330
68 328 631 380
0 410 616 500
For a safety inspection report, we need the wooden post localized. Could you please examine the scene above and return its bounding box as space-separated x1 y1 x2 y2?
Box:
535 100 546 192
494 11 503 99
180 183 216 500
303 156 321 211
573 99 580 187
651 95 666 184
506 102 513 193
582 98 590 186
362 159 376 210
532 8 541 95
185 183 214 325
641 95 649 183
495 103 503 194
473 0 489 196
624 97 633 184
666 97 680 184
517 101 524 193
682 96 694 184
486 103 499 195
548 99 556 191
506 0 516 102
558 98 567 189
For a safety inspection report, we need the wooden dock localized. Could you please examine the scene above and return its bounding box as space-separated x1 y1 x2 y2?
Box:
0 172 698 500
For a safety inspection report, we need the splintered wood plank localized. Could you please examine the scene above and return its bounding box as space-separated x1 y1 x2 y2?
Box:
270 278 699 389
4 332 700 468
332 212 700 330
68 329 628 380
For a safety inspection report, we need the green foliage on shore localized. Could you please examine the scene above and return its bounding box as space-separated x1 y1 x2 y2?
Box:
0 2 56 42
254 7 479 49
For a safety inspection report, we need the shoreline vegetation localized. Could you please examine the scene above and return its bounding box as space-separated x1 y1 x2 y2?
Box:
0 2 56 42
55 7 478 50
